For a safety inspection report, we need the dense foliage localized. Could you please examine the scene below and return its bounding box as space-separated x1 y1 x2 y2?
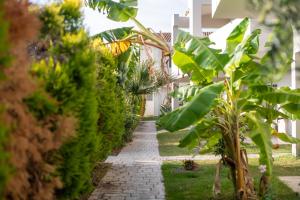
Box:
158 19 300 200
0 0 10 197
32 0 143 198
0 0 76 199
93 41 127 159
0 0 145 199
33 2 99 198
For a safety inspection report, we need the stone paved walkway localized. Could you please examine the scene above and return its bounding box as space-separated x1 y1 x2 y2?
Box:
89 121 165 200
278 176 300 194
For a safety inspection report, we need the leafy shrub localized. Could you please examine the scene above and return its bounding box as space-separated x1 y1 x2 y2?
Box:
33 1 100 198
123 95 141 142
92 41 126 159
0 1 10 197
0 1 75 199
24 91 58 119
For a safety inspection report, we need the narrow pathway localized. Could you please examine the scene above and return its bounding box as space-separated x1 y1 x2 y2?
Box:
89 121 165 200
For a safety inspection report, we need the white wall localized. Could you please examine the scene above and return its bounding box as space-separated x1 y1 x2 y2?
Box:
141 44 171 116
144 98 155 116
140 46 162 69
209 19 244 50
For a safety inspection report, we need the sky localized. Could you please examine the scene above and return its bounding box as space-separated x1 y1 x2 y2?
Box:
30 0 188 36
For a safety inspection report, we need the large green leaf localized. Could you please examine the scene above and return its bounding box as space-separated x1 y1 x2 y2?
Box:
275 132 300 144
250 86 300 105
244 29 261 55
179 119 214 148
232 61 262 84
170 85 202 102
93 27 134 42
224 29 261 76
259 91 300 104
250 85 275 94
174 30 229 71
199 133 222 154
157 82 224 132
226 18 249 54
242 104 288 121
247 112 273 176
281 103 300 119
173 50 216 84
85 0 137 22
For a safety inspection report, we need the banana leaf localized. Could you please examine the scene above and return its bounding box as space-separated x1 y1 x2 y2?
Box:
247 112 273 176
179 119 215 148
93 27 134 42
174 30 229 71
157 82 224 132
226 18 249 54
85 0 137 22
272 130 300 144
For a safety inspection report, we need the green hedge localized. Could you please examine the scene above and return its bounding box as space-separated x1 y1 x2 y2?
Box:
34 1 141 199
34 2 99 198
93 44 126 159
0 0 10 197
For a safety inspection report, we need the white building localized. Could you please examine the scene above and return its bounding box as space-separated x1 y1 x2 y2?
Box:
171 0 300 156
142 33 172 117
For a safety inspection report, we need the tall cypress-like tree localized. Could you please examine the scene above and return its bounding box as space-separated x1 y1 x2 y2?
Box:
34 0 99 198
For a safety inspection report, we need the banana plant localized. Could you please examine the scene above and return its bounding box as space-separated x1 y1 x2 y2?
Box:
157 18 300 200
85 0 170 55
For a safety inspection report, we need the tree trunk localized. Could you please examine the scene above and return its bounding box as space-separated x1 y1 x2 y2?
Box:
231 113 257 200
226 153 257 200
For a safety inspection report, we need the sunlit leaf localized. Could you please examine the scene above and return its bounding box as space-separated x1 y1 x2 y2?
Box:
199 133 222 154
174 30 229 71
157 82 224 132
86 0 137 22
173 50 216 84
273 131 300 144
170 85 202 102
93 27 134 42
226 18 249 54
281 103 300 119
179 120 214 148
247 112 273 176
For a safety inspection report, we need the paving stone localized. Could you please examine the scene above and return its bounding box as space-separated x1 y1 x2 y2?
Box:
279 176 300 194
89 121 165 200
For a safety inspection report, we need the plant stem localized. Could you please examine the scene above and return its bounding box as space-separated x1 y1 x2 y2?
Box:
235 112 246 200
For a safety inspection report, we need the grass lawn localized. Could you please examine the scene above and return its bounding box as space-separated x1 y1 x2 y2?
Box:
162 156 300 200
157 130 292 157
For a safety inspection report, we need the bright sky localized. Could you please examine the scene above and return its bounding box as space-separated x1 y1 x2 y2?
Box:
31 0 188 36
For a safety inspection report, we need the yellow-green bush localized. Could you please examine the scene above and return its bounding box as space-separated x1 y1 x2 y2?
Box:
34 1 99 198
0 2 10 197
34 0 141 199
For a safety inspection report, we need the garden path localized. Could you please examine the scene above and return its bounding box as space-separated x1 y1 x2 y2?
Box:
278 176 300 194
89 121 165 200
